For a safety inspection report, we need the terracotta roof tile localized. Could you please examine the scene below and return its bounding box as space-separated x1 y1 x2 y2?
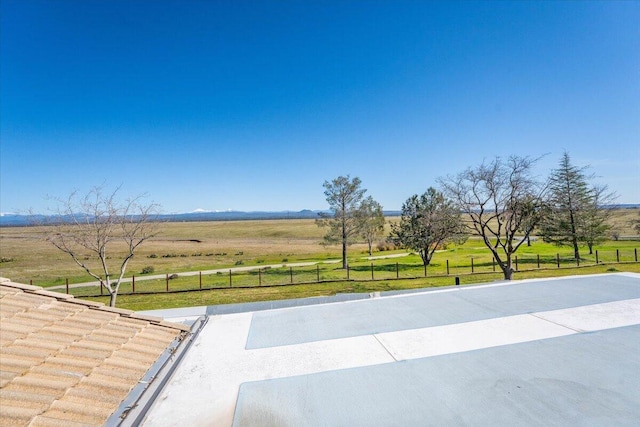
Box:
0 281 188 426
0 405 41 426
29 415 95 427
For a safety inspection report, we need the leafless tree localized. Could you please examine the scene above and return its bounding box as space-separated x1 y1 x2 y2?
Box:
41 186 159 307
438 156 546 280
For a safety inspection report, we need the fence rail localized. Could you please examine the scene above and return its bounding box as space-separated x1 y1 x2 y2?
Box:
39 248 639 298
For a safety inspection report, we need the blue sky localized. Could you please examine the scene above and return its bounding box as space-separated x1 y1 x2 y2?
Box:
1 0 638 214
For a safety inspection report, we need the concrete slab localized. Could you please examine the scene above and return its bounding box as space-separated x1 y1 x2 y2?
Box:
142 273 640 427
234 325 640 426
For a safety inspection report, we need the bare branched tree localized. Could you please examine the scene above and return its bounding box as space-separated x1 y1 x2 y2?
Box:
438 156 546 280
41 186 160 307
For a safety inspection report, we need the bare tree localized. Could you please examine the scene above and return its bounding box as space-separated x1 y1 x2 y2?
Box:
439 156 545 280
391 187 466 266
42 186 159 307
356 196 385 256
316 175 366 269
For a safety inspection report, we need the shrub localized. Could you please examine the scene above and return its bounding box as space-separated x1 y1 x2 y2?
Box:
148 254 158 258
235 260 244 265
169 273 179 279
141 266 155 274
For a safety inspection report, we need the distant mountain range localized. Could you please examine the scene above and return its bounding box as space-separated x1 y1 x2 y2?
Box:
0 209 403 227
2 205 638 227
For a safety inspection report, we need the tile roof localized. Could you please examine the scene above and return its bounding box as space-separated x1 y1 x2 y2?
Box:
0 278 190 427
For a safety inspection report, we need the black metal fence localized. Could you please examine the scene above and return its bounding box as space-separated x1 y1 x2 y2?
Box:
43 247 638 297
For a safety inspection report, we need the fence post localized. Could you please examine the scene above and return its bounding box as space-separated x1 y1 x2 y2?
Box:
471 258 474 273
347 265 350 280
617 249 620 262
199 271 202 290
100 282 103 295
492 258 496 272
557 253 560 268
290 267 293 284
66 278 69 294
635 248 638 262
371 263 374 280
537 254 540 269
317 265 320 282
30 279 33 286
596 250 599 264
576 256 580 267
132 275 135 293
396 262 399 279
515 256 518 272
166 274 169 292
259 269 262 286
424 263 427 277
229 270 232 288
446 260 450 275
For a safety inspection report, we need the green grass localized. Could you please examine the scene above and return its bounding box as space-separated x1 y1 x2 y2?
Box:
87 263 640 311
2 212 639 311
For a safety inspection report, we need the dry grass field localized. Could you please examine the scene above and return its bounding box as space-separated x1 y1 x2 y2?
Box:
1 209 638 289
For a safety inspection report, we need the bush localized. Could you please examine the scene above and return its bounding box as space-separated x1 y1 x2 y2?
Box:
148 254 158 258
169 273 179 279
376 241 398 252
235 260 244 265
141 266 155 274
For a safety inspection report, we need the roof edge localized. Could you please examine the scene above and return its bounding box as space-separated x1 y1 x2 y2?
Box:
0 279 189 333
106 315 209 426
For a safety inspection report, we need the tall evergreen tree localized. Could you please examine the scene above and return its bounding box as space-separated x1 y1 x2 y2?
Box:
540 152 614 259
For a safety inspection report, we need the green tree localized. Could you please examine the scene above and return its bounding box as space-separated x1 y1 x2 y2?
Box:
356 196 385 256
539 152 614 259
582 184 614 254
316 175 366 269
439 156 545 280
391 188 466 266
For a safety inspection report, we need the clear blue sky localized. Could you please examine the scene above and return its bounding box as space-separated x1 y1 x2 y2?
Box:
1 0 638 214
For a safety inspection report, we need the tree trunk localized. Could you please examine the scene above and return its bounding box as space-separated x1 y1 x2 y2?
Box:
342 241 347 269
573 239 580 260
500 256 514 280
109 292 117 307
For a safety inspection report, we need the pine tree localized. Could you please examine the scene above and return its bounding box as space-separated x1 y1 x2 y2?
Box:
540 152 613 259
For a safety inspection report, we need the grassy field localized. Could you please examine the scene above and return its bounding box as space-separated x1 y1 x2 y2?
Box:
1 208 638 310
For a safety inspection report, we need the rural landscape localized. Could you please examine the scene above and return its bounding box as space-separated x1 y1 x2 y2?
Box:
1 2 639 426
2 153 639 311
1 203 638 311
